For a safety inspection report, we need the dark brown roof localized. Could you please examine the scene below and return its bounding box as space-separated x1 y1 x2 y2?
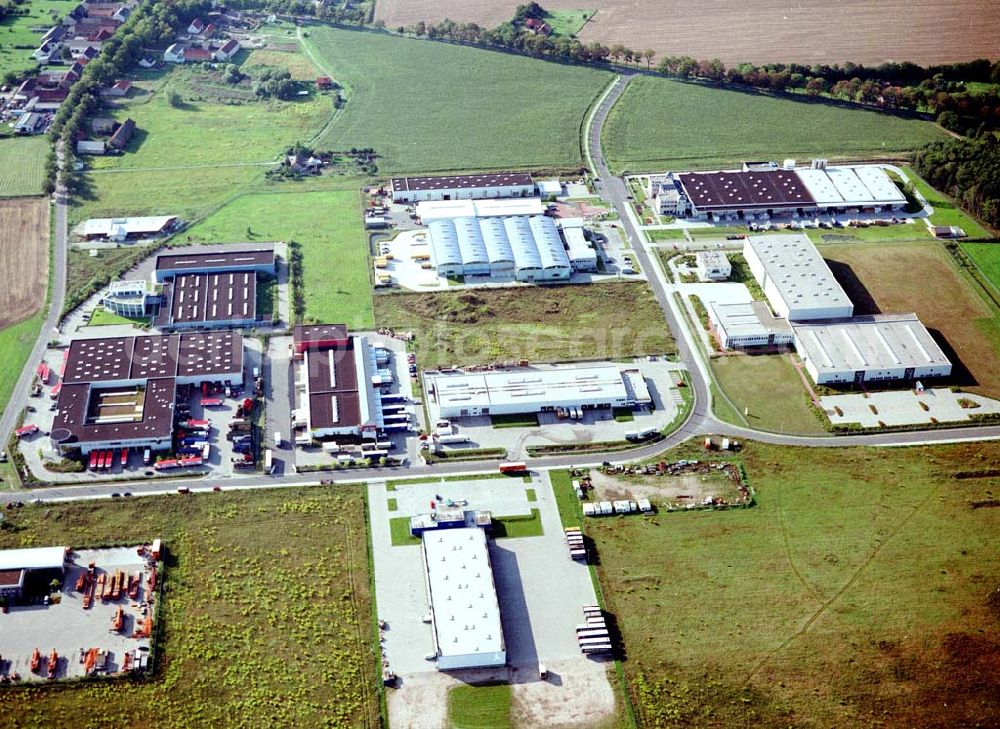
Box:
304 338 362 430
177 331 242 378
63 337 133 384
677 170 816 212
0 569 24 587
309 391 361 431
155 246 275 273
53 378 176 445
166 272 256 325
108 118 135 149
391 172 533 193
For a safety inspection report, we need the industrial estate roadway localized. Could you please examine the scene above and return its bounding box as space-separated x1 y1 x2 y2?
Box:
2 85 999 506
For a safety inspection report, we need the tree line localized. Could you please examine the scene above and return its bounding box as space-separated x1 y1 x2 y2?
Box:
913 135 1000 230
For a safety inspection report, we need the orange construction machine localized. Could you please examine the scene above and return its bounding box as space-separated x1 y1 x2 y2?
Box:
46 650 58 679
111 606 124 633
29 649 41 673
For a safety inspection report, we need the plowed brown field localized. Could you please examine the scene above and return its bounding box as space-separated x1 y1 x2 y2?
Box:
0 198 50 329
375 0 1000 66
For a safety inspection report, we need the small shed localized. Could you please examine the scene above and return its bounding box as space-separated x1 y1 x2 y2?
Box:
76 140 106 155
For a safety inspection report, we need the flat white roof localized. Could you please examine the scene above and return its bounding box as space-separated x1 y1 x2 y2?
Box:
423 528 504 661
794 165 906 208
0 546 66 572
696 250 730 268
792 314 951 373
709 301 791 337
852 166 907 204
746 234 852 314
432 364 629 411
563 227 595 261
538 179 562 194
417 198 545 222
79 216 176 236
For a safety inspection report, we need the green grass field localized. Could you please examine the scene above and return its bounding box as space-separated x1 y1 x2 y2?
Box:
448 683 512 729
603 76 948 173
543 9 594 37
374 282 675 367
304 26 611 173
0 0 75 75
0 311 44 422
0 487 379 726
592 440 1000 727
961 242 1000 293
86 308 149 327
0 136 48 196
711 353 826 434
183 189 374 327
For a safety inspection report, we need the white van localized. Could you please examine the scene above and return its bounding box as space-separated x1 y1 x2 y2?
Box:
274 431 282 447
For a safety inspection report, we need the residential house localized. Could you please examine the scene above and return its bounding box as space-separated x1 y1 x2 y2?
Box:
100 79 132 97
138 56 156 68
63 4 88 28
74 45 100 63
184 46 212 63
187 18 206 34
108 118 136 150
212 38 239 61
163 43 186 63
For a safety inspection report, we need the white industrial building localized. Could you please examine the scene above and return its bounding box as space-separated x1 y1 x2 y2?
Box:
648 161 908 219
392 172 535 203
422 527 506 670
100 280 159 318
416 198 546 222
428 216 573 282
743 235 854 321
792 314 952 384
707 301 793 349
695 251 731 281
0 546 66 601
558 218 597 271
427 364 651 418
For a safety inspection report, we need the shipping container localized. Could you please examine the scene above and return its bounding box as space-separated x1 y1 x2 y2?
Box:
264 449 273 473
499 461 527 474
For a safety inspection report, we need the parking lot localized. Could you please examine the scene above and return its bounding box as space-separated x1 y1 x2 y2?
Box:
369 473 615 729
0 546 155 682
421 359 684 460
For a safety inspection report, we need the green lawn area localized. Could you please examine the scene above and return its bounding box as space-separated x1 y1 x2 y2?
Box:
603 76 948 173
711 353 826 434
244 48 322 81
0 0 75 75
613 406 634 422
73 62 333 223
86 308 149 327
374 281 675 367
491 413 539 429
525 488 537 502
813 222 933 243
304 26 611 173
549 470 584 529
183 189 373 327
961 242 1000 293
0 487 378 726
492 509 544 538
448 683 512 729
646 228 688 241
64 245 155 317
0 311 44 422
0 136 48 197
591 439 1000 727
543 8 594 36
901 166 993 240
389 515 420 546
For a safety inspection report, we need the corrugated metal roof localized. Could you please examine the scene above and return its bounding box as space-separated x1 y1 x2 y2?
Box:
0 546 66 572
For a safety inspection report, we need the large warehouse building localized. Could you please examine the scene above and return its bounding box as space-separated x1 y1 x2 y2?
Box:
427 364 651 419
292 325 384 439
649 161 907 219
50 331 244 454
0 546 66 602
428 215 574 282
708 301 793 349
423 527 506 670
743 234 854 321
391 172 535 203
416 198 546 222
77 215 179 241
792 314 952 384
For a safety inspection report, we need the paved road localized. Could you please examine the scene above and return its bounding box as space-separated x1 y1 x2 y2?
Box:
0 143 68 451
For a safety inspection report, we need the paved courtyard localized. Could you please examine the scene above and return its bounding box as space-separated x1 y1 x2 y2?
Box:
823 388 1000 427
369 472 614 729
0 546 154 681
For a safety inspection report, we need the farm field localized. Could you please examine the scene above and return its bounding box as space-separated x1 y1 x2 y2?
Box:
590 439 1000 727
0 0 76 75
303 26 611 173
602 76 947 173
374 281 675 366
710 352 826 435
244 48 321 80
374 0 1000 66
0 136 49 196
821 240 1000 400
0 311 44 421
183 189 373 327
0 197 49 329
0 487 379 728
